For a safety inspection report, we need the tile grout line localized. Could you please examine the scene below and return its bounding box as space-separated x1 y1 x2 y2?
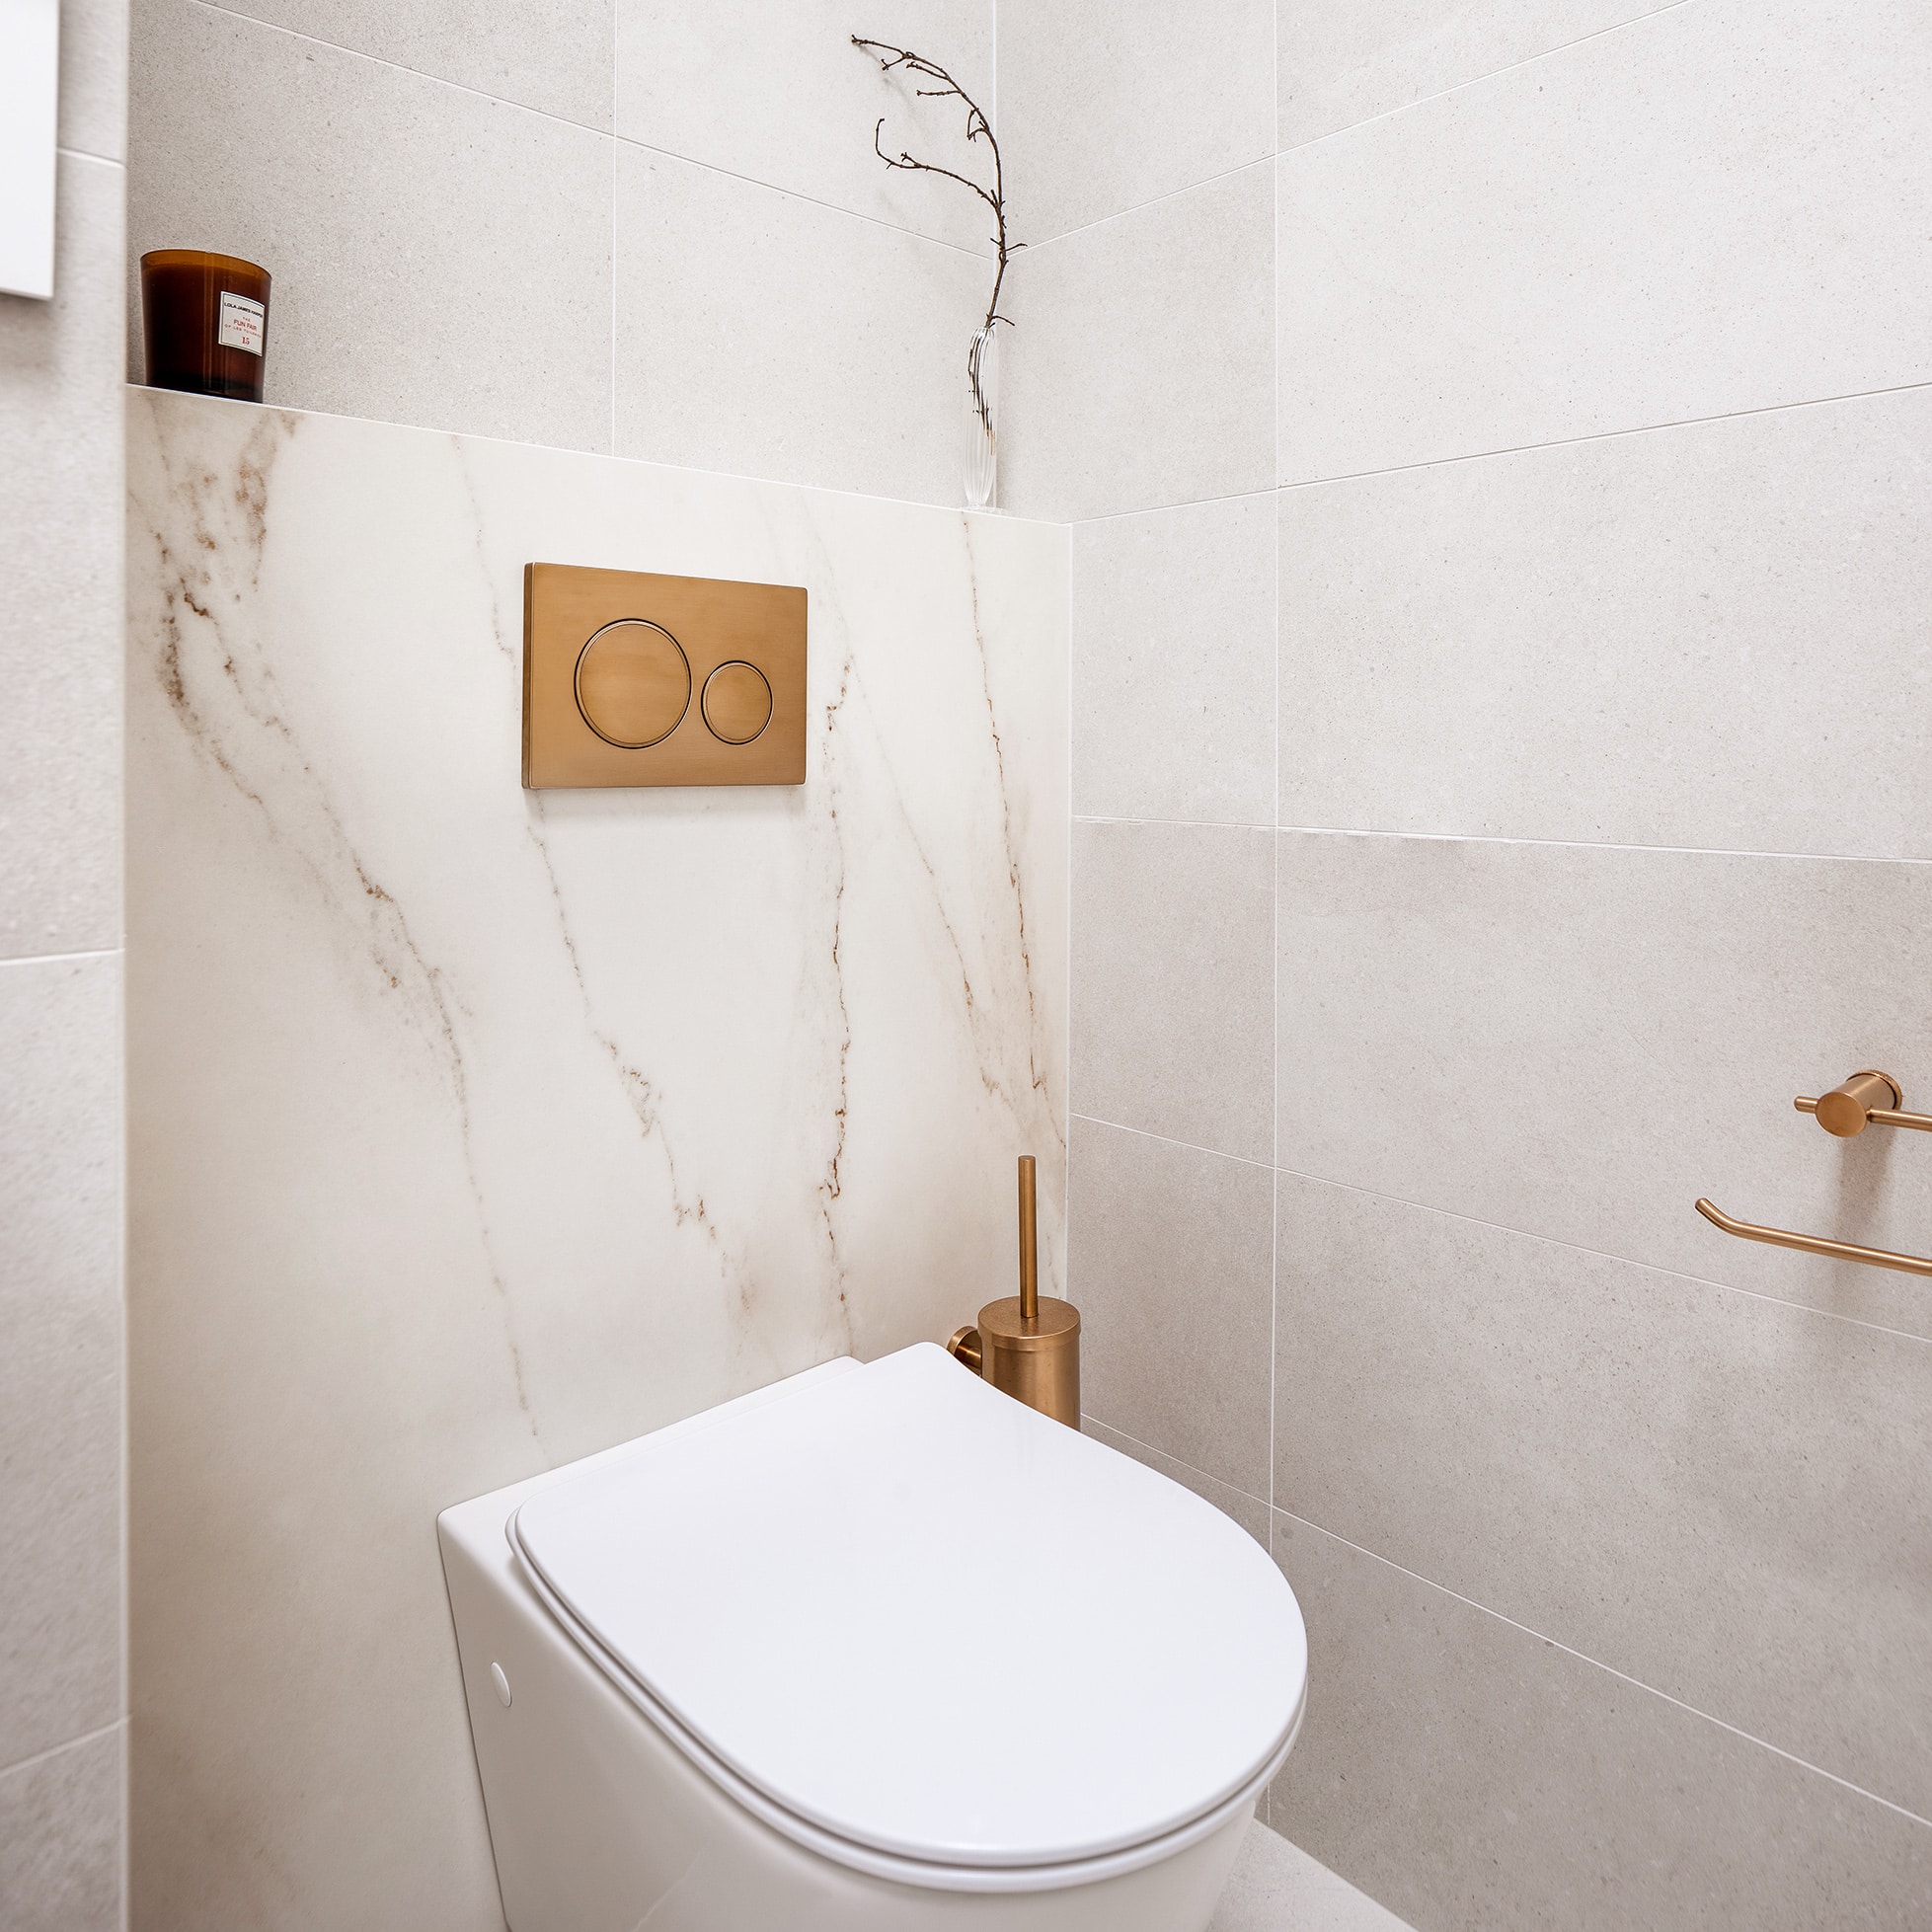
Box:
1275 375 1932 495
1076 812 1932 873
1267 1164 1278 1519
607 11 617 459
1012 1 1698 255
0 1718 124 1786
1077 813 1276 837
1274 1505 1932 1836
111 53 137 1898
1275 0 1697 160
608 119 618 457
1071 1111 1932 1352
0 946 122 969
1273 1161 1932 1352
1090 1418 1271 1516
184 0 991 263
1063 489 1075 1294
608 127 991 260
185 0 610 134
1072 1112 1275 1176
1060 360 1075 1299
1016 152 1275 257
1268 99 1281 1537
1070 483 1279 526
1282 820 1932 869
153 383 1065 524
988 0 997 136
1060 376 1932 528
118 1092 130 1932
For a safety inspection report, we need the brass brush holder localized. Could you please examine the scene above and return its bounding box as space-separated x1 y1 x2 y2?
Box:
946 1155 1080 1427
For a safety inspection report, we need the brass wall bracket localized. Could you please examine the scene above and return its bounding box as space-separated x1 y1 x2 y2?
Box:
1795 1069 1932 1136
1696 1067 1932 1277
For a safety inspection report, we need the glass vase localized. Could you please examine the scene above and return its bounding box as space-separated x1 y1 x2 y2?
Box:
963 324 999 509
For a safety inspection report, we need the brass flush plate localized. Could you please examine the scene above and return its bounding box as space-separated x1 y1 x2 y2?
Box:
522 563 807 789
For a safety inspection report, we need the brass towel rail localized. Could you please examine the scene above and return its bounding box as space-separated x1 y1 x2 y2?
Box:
1696 1068 1932 1278
1694 1198 1932 1277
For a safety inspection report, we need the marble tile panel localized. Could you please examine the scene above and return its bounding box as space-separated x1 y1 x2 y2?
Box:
1082 1418 1270 1551
1270 1513 1932 1930
1002 163 1275 522
998 0 1275 241
1276 830 1932 1341
0 957 122 1767
216 0 616 127
126 390 1066 1928
1070 1118 1273 1498
0 1728 123 1932
1278 387 1932 857
614 143 989 505
128 0 612 450
0 154 123 961
1277 0 1671 148
1073 818 1274 1161
59 0 129 160
1275 1173 1932 1818
1076 493 1275 827
617 0 994 253
1208 1816 1414 1932
1277 0 1932 483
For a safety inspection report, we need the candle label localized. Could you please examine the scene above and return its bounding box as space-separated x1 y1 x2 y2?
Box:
217 290 266 356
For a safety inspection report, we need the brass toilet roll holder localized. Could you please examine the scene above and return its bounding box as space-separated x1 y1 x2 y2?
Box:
946 1155 1081 1427
1696 1068 1932 1278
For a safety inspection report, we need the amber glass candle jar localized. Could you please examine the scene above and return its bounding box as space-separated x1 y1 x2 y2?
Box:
140 250 271 402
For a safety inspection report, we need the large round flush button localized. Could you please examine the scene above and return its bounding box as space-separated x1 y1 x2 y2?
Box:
701 660 774 744
575 620 691 749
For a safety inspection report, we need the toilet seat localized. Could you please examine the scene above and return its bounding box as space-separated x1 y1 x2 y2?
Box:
509 1344 1307 1889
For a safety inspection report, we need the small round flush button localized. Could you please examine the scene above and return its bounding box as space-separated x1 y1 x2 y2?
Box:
701 660 773 744
490 1662 511 1709
575 620 691 749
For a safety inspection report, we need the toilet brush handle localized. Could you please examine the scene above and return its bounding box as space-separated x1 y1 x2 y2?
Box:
1018 1155 1038 1322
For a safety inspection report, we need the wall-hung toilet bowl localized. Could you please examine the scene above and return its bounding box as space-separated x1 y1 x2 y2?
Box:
438 1344 1308 1932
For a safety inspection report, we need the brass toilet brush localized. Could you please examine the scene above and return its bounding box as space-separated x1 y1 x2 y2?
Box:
945 1155 1080 1427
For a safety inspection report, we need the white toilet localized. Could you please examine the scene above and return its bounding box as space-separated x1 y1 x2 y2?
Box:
438 1343 1308 1931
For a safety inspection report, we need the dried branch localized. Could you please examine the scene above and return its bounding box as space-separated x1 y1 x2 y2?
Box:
851 36 1021 337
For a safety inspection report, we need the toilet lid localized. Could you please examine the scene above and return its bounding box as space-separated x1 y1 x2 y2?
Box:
510 1343 1306 1871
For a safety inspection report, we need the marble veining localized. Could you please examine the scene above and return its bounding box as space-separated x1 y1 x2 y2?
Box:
125 390 1067 1928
